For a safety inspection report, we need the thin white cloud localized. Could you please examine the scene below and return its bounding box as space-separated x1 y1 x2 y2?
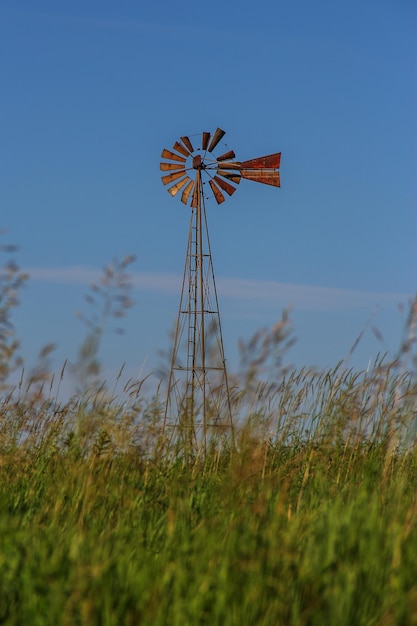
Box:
28 266 101 285
26 266 411 312
217 277 409 312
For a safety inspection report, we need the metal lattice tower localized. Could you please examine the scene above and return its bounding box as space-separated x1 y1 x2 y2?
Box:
160 128 281 453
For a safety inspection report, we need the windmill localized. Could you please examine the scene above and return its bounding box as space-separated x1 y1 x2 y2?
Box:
160 127 281 454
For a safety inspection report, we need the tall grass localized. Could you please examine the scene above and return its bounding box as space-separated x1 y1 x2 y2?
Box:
0 240 417 625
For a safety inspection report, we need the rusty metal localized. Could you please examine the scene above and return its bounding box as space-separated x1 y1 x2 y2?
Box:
192 154 202 169
160 162 185 171
181 179 195 204
213 175 237 196
238 153 281 187
208 127 226 152
215 161 241 171
161 148 187 163
209 179 226 204
241 153 281 169
241 169 280 187
217 170 241 184
202 132 210 150
160 136 281 198
173 141 191 157
161 170 188 185
172 141 191 158
168 176 190 197
181 136 194 153
160 128 281 455
216 150 236 162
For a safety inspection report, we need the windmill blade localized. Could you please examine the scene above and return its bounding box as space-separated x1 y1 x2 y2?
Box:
209 179 226 204
241 153 281 169
213 175 237 196
217 169 241 184
161 148 187 163
161 170 188 186
181 136 194 153
208 128 225 152
181 179 195 204
202 132 210 150
168 176 190 197
160 162 186 171
215 161 241 170
216 150 236 162
241 169 280 187
173 141 191 157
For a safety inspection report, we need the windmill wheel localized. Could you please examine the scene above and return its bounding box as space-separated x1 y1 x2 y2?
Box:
160 127 281 207
160 128 239 207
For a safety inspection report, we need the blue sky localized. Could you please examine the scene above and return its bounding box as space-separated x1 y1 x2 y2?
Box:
1 0 416 390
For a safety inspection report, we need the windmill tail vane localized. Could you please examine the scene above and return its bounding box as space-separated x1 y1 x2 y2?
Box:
160 127 281 455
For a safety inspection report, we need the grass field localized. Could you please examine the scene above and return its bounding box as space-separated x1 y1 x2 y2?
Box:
1 351 417 625
1 248 417 624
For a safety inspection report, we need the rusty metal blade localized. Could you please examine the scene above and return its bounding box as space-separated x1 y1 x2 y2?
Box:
241 170 280 187
217 170 241 184
161 170 187 185
160 162 186 171
173 141 191 158
213 175 237 196
202 132 210 150
181 179 195 204
161 148 186 163
215 161 241 170
191 184 199 208
241 153 281 170
216 150 236 162
209 179 225 204
208 128 225 152
181 136 194 153
168 176 190 197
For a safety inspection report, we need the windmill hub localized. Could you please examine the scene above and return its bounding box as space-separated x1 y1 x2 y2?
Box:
192 154 204 170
